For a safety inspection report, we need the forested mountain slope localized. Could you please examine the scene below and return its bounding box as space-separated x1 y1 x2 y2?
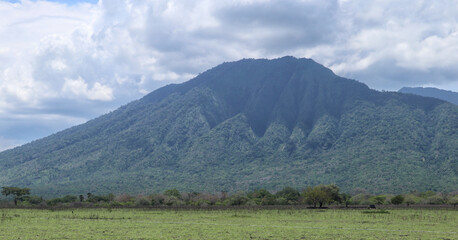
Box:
0 57 457 197
399 87 458 105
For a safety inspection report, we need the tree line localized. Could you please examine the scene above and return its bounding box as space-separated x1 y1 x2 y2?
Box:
1 185 457 208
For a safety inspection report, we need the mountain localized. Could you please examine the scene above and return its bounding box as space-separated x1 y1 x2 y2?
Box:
0 57 457 197
399 87 458 105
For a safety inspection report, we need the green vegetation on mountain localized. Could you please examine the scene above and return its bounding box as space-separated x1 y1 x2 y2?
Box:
399 87 458 105
0 57 457 197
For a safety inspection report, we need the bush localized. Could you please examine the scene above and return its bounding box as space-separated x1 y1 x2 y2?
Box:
135 197 150 206
22 195 44 205
371 195 386 205
164 196 183 206
275 187 300 203
164 189 181 199
46 198 63 206
404 194 421 206
447 195 458 206
248 189 275 205
350 194 374 205
426 194 446 204
114 194 135 203
228 194 249 206
88 194 114 203
274 197 288 205
150 194 165 206
62 195 78 203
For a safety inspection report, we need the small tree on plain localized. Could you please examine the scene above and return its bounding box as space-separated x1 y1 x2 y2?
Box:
1 187 31 205
340 193 352 207
391 195 404 205
303 186 328 207
302 184 340 208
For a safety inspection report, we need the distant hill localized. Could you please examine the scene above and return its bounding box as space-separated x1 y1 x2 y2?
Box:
0 57 457 197
399 87 458 105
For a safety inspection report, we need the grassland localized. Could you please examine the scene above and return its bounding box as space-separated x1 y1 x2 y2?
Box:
0 208 456 239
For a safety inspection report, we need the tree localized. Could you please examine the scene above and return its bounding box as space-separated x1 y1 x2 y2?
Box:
1 187 31 205
321 184 341 203
391 195 404 205
228 193 250 206
275 187 300 204
426 194 446 204
448 195 458 207
340 193 352 207
248 189 275 205
303 186 329 207
302 184 340 208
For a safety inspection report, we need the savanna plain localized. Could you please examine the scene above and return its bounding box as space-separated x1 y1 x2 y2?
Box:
0 208 456 239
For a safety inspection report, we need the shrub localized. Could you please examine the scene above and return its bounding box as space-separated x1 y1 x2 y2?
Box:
88 194 114 203
350 194 374 205
371 195 386 204
275 187 300 203
228 194 249 206
150 194 165 206
115 194 135 203
274 197 288 205
447 195 458 207
46 198 63 206
61 195 78 203
248 189 275 205
135 197 150 206
404 194 421 206
426 194 446 204
22 195 44 205
164 189 181 199
164 196 183 206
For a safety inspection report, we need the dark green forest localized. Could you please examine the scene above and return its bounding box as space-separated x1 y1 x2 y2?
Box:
0 57 456 197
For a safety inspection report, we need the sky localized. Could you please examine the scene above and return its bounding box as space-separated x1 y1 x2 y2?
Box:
1 0 458 151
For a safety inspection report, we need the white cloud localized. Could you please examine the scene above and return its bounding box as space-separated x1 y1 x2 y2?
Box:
49 59 68 71
1 0 458 148
88 82 114 101
62 76 113 101
321 0 458 90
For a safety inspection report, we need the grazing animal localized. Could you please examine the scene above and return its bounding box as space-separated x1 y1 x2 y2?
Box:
368 205 376 209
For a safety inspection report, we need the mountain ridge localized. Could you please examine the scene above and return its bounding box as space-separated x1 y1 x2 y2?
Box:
0 57 456 197
399 87 458 105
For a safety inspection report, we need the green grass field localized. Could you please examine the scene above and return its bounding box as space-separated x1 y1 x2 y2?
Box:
0 208 456 239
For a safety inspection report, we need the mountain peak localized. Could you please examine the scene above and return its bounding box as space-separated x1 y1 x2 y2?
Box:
145 56 368 136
